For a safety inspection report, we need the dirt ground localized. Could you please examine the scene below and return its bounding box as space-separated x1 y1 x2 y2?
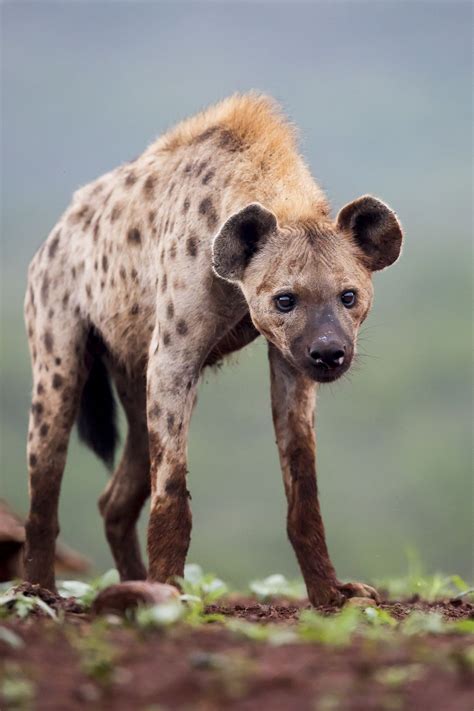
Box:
1 596 473 711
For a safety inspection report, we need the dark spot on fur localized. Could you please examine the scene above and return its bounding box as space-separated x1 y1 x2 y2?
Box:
29 453 37 467
143 174 156 197
62 292 69 309
48 232 60 258
48 308 54 319
184 162 193 174
195 160 208 177
199 196 218 230
186 236 198 257
31 401 44 424
125 172 137 187
149 404 162 420
130 303 139 316
167 301 174 319
202 169 215 185
71 266 76 279
161 274 167 293
74 305 80 316
163 331 171 346
39 422 49 437
102 255 108 272
120 267 127 280
86 284 92 298
41 276 49 305
111 203 123 222
169 242 177 259
52 373 63 389
93 218 100 241
127 228 141 245
44 331 54 353
83 211 94 230
183 198 190 214
55 357 62 366
131 268 138 282
219 128 242 152
148 210 156 227
167 413 175 434
176 319 188 336
37 383 44 395
100 280 105 290
195 126 219 143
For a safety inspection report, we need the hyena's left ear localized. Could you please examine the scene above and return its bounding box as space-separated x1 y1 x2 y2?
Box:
212 203 278 282
336 195 403 271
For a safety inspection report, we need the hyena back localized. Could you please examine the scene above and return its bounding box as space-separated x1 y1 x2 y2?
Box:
24 94 403 603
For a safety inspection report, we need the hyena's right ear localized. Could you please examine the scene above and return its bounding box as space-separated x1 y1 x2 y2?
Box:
212 203 277 282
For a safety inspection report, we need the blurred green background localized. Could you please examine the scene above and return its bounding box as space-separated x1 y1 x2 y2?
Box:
1 1 472 586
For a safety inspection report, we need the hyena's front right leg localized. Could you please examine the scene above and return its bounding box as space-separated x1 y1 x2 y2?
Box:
24 286 87 591
145 309 229 584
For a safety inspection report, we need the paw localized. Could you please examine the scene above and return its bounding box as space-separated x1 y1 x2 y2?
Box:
308 580 380 607
337 581 381 604
92 581 180 615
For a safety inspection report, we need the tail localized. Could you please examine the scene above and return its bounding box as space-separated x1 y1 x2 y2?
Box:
77 348 119 470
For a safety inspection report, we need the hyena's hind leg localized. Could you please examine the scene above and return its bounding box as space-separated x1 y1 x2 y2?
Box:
98 366 150 581
24 283 88 591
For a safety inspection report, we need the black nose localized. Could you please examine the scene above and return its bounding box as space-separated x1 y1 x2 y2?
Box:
308 342 346 369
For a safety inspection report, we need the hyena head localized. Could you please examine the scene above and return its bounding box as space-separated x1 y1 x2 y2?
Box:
212 197 403 382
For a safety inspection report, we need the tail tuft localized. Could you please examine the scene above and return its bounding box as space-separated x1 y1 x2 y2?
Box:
77 355 119 469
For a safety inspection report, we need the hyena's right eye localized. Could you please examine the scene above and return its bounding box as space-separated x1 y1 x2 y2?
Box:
274 293 297 313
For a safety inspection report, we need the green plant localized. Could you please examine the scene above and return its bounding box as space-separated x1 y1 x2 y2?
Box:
0 590 57 621
134 599 184 629
249 573 306 601
57 568 120 609
0 662 35 710
178 563 228 603
68 621 118 686
375 549 472 601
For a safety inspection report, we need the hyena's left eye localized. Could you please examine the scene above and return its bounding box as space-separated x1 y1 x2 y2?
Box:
341 290 356 308
274 293 297 313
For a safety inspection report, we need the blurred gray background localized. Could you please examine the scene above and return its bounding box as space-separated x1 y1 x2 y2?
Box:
1 1 472 585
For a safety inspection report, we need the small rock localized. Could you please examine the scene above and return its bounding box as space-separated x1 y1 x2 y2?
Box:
345 596 377 608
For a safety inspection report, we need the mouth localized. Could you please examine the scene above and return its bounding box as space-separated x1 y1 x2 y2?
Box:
306 361 351 383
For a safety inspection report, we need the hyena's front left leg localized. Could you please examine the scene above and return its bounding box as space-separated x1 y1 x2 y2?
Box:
268 345 379 606
24 293 87 591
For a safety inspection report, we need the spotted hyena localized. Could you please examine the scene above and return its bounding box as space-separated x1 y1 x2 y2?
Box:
24 94 403 604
